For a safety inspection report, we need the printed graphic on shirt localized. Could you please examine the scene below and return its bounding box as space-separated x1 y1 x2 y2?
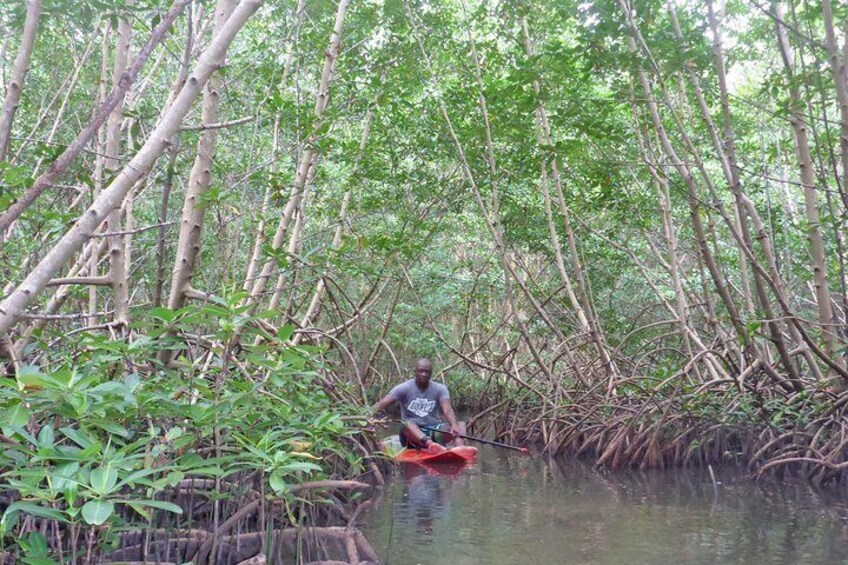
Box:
407 398 436 418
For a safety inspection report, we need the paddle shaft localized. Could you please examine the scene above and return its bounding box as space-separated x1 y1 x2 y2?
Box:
421 425 529 453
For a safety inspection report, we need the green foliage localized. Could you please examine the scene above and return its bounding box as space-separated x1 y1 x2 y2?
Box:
6 0 848 505
0 297 361 555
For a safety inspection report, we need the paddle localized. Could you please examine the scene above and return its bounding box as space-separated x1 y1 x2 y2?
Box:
420 425 529 454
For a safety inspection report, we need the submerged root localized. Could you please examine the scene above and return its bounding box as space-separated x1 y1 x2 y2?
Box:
96 469 381 565
107 527 378 565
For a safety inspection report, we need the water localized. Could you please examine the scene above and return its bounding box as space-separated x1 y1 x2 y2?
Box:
363 446 848 564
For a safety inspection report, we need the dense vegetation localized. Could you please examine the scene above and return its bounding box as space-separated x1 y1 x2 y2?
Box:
4 0 848 561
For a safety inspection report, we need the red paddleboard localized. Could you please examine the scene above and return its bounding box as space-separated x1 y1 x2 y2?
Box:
395 445 478 464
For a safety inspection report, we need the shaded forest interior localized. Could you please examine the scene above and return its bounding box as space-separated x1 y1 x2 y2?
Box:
4 0 848 562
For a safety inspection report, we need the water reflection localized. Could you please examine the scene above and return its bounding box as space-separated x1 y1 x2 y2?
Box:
397 464 448 543
364 448 848 564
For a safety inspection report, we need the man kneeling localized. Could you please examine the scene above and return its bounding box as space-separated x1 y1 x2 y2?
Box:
373 358 466 453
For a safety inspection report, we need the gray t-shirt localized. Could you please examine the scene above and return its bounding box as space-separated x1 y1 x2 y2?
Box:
388 379 449 426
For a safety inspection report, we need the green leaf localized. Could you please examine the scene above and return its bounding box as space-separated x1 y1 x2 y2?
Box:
88 382 129 396
184 466 225 477
4 502 67 524
165 426 183 442
279 461 322 473
5 402 30 427
48 369 74 388
17 365 46 387
91 421 131 438
81 500 114 525
37 425 54 448
89 464 118 495
277 325 294 342
117 499 183 514
148 307 176 323
126 503 150 521
60 427 93 448
166 470 185 487
21 532 59 565
22 531 49 555
115 467 166 489
0 377 18 390
23 553 62 565
269 470 287 493
52 462 80 492
18 366 66 390
78 441 103 460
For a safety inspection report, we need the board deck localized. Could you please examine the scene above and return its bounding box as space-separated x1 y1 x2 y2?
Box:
394 445 478 464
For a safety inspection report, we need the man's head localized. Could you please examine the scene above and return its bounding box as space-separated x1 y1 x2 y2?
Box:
414 358 432 389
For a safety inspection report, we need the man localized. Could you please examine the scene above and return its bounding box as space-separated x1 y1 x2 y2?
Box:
373 358 466 453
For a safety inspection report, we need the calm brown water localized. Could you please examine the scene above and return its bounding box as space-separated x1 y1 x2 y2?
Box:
363 447 848 564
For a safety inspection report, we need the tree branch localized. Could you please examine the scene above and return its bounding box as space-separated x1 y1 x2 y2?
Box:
0 0 192 234
179 115 252 131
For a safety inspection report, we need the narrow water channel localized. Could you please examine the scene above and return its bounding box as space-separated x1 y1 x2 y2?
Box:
363 446 848 564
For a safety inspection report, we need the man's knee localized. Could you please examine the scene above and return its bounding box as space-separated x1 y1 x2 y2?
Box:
400 422 425 447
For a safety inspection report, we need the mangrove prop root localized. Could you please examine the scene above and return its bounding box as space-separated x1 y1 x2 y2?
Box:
469 363 848 484
109 528 378 565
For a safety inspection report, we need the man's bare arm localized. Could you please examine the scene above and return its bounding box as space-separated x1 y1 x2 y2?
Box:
372 394 396 415
440 397 460 431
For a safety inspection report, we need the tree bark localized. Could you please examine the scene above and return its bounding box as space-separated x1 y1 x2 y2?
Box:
693 0 802 379
13 25 100 165
154 3 194 308
822 0 848 212
521 16 620 386
774 0 843 368
246 0 350 308
242 0 306 292
0 0 263 336
104 13 133 328
13 238 108 356
667 0 756 318
0 0 191 235
293 95 379 341
89 21 111 327
167 0 238 310
619 3 751 352
0 0 41 161
629 97 701 357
